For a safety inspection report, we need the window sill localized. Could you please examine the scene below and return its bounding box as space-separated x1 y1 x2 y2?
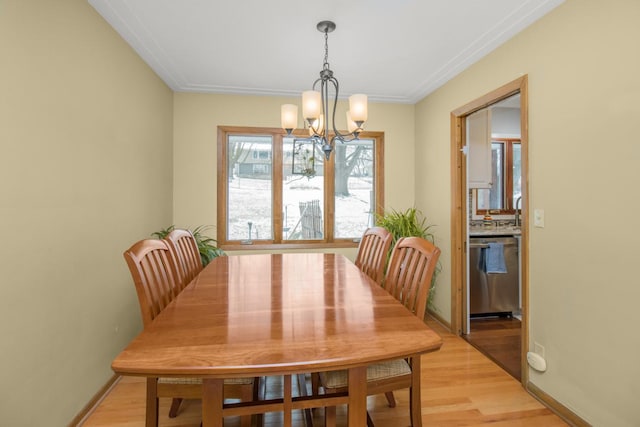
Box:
220 241 359 251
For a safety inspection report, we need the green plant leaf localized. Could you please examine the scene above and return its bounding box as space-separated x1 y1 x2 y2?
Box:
375 207 434 243
151 224 224 266
375 207 440 309
151 225 175 239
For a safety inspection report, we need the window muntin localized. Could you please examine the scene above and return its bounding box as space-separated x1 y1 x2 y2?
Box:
218 126 384 249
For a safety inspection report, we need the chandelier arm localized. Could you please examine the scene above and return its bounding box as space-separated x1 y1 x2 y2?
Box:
323 78 331 138
321 77 333 159
326 77 361 142
329 77 342 141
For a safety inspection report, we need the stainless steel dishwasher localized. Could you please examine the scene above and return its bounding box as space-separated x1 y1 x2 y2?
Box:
469 236 519 316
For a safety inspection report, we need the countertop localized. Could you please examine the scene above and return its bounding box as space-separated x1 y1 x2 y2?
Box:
469 226 521 237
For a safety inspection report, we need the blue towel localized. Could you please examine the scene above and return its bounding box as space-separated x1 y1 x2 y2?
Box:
483 242 507 274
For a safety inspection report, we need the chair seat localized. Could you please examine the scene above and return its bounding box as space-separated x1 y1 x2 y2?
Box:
158 377 254 386
322 359 411 389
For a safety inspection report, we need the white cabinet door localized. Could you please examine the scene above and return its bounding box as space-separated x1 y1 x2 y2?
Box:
467 108 492 188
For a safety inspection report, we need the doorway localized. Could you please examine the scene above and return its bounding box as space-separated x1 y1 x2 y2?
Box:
449 76 529 385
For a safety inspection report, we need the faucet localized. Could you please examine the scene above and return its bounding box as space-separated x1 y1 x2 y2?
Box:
514 196 522 227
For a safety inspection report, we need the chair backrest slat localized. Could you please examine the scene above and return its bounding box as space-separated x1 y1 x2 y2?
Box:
123 239 180 328
164 229 203 291
354 227 393 285
384 236 441 320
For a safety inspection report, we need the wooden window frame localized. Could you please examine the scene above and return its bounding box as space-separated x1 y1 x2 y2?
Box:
217 126 385 251
476 138 521 215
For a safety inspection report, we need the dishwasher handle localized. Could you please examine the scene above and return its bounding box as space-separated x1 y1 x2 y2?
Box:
469 243 490 249
469 241 518 249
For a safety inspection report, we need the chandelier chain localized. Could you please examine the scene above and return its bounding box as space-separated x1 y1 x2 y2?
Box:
323 30 330 70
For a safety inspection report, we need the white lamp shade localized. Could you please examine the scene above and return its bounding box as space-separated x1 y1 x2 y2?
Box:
281 104 298 130
346 111 358 133
348 94 368 123
302 90 321 121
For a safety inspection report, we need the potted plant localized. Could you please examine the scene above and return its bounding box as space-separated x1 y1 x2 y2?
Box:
376 207 440 307
152 225 225 266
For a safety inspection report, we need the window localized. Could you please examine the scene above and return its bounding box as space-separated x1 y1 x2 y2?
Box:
217 126 384 249
476 138 521 214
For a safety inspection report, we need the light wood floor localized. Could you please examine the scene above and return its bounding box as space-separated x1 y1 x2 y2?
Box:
81 318 567 426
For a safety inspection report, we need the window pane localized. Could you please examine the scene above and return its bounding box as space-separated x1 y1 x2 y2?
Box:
513 143 521 203
477 142 503 210
334 139 375 239
227 135 273 241
282 137 324 240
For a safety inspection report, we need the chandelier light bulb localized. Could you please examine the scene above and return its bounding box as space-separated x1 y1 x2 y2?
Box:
346 111 358 134
309 114 324 136
281 104 298 133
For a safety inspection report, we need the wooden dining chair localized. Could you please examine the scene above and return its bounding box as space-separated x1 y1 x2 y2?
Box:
164 228 203 291
123 239 181 328
383 236 441 321
123 239 257 427
320 236 441 427
354 226 393 285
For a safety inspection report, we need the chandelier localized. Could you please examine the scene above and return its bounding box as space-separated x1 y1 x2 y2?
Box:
281 21 368 161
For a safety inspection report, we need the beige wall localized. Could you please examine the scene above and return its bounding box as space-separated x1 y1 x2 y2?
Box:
172 92 416 259
4 0 636 425
0 1 173 425
415 0 640 425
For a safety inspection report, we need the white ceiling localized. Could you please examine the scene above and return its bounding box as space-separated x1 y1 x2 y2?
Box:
89 0 564 104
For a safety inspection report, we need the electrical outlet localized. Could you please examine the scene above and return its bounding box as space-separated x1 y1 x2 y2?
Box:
534 342 545 358
527 352 547 372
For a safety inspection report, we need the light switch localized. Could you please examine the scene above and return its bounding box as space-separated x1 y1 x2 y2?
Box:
534 209 545 227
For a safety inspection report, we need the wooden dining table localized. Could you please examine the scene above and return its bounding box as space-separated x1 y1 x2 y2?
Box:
112 253 442 426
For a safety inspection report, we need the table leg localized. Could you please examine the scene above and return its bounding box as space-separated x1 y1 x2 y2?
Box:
145 378 158 427
347 366 367 426
284 374 293 427
410 356 422 427
202 378 224 427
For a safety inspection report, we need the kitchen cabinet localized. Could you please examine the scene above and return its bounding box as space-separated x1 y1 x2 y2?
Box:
467 108 492 188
